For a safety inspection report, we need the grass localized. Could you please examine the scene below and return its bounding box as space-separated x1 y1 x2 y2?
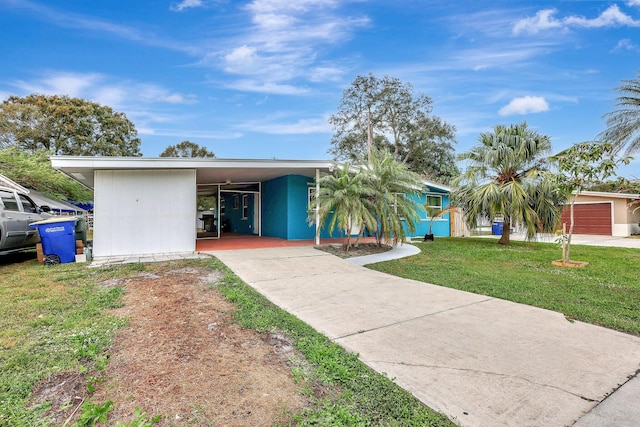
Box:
215 256 454 426
0 252 453 426
369 237 640 336
0 251 137 426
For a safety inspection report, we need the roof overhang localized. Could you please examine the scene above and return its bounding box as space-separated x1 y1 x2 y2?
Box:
50 156 337 188
576 190 640 200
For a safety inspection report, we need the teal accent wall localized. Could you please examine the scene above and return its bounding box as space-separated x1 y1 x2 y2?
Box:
262 175 451 240
220 192 256 235
261 174 342 240
262 176 288 239
286 175 317 239
401 187 451 237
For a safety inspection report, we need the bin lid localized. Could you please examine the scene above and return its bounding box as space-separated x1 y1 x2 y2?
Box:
30 216 78 227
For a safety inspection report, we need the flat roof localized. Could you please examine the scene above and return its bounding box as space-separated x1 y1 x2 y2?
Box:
577 190 640 200
50 156 336 188
50 156 452 192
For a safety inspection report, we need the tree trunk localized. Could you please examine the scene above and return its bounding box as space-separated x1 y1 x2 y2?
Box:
565 197 577 263
498 220 511 245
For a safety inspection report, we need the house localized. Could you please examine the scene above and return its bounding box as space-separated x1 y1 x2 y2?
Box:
50 156 453 259
561 191 640 236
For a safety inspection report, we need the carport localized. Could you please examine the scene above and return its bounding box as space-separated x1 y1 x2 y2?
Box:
51 157 335 259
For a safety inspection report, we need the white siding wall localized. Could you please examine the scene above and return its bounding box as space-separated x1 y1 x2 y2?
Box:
94 169 196 258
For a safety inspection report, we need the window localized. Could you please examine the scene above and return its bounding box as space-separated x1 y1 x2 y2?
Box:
220 197 226 215
426 195 442 210
0 191 19 211
391 193 405 214
233 195 239 209
19 194 38 213
425 195 443 218
242 194 249 219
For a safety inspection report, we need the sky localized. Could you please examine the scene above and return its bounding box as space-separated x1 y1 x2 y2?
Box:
0 0 639 178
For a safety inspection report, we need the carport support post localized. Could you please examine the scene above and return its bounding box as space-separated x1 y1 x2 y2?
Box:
315 168 320 246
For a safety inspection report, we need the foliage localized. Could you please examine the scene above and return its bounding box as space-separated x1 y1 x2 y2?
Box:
313 151 424 248
369 238 640 336
328 74 459 184
0 147 93 201
0 255 131 426
159 140 215 158
216 259 454 426
453 122 563 245
0 94 141 156
600 70 640 155
76 400 113 426
551 141 632 263
313 165 377 250
425 206 455 235
364 150 424 246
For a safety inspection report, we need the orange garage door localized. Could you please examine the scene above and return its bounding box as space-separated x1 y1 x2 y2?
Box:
561 203 612 235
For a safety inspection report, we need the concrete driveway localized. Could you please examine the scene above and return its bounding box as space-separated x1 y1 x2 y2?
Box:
210 246 640 427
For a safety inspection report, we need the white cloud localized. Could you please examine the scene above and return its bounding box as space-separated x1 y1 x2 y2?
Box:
6 0 199 54
139 128 242 139
628 0 640 7
170 0 203 12
498 96 550 116
612 38 640 52
238 114 332 134
8 72 198 107
513 5 640 35
224 79 310 95
209 0 369 94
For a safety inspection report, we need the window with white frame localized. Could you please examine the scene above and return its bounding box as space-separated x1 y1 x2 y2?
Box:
220 198 226 215
425 194 443 218
233 195 239 209
242 194 249 219
391 193 405 214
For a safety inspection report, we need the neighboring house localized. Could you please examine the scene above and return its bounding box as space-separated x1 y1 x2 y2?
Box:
50 156 454 259
561 191 640 236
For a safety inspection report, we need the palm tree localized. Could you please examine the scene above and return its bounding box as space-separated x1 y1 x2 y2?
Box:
363 150 423 246
600 71 640 155
453 122 562 245
314 165 377 250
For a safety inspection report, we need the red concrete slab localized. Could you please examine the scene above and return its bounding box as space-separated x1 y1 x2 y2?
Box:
196 235 375 251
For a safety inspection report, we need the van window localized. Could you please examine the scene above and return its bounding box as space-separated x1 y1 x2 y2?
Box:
0 191 20 211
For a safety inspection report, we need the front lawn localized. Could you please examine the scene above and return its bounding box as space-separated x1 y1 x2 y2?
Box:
0 252 453 426
369 238 640 336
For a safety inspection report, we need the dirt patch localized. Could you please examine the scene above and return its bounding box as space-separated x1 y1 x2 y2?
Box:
315 242 392 258
34 265 310 426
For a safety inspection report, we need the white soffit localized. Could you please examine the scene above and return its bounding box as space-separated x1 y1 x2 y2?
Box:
50 156 336 188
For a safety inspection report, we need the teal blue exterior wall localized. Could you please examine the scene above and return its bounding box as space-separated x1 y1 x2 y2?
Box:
261 176 451 240
401 186 451 238
219 192 256 235
261 176 289 239
261 174 343 240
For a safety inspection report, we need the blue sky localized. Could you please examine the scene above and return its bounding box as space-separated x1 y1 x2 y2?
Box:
1 0 639 178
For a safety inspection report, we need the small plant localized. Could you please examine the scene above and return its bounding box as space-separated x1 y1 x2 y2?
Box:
114 407 162 427
424 205 454 240
76 400 113 426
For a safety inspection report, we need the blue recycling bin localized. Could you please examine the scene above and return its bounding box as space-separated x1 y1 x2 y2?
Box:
30 217 78 264
492 221 504 235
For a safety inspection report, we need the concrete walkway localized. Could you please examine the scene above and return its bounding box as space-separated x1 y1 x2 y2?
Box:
210 246 640 427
